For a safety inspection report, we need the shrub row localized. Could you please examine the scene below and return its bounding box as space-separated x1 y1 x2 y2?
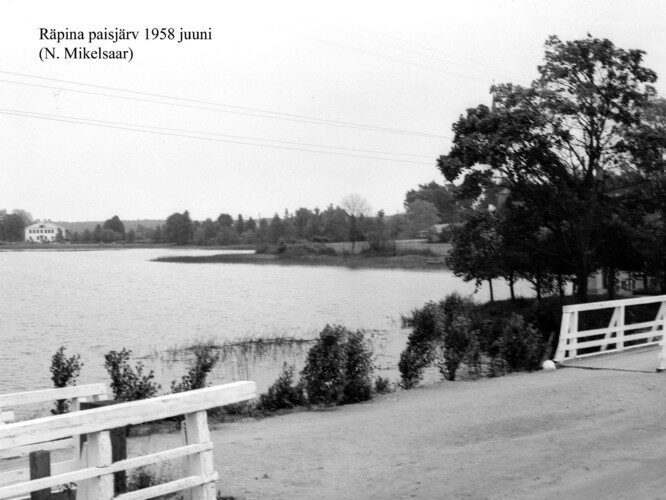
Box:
399 293 550 388
49 325 381 416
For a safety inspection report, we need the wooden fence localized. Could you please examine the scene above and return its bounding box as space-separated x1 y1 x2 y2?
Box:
0 381 256 499
553 295 666 369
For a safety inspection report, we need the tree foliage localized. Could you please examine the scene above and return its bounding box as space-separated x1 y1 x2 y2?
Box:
50 346 83 414
164 211 194 245
438 35 660 301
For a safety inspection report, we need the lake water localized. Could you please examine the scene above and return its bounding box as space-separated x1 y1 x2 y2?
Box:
0 248 530 404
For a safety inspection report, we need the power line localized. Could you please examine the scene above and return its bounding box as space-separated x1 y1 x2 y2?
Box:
288 30 491 84
0 108 436 166
315 22 533 82
0 70 448 139
338 22 535 81
0 106 434 159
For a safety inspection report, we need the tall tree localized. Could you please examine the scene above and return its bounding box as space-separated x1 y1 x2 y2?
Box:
0 211 27 242
341 194 371 251
404 182 462 222
405 200 441 238
102 215 125 237
164 211 194 245
439 35 657 301
446 211 502 302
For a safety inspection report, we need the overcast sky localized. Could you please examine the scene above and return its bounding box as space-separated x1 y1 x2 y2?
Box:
2 0 666 221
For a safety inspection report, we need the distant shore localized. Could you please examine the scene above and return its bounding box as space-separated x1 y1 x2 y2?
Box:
152 251 449 270
0 243 255 252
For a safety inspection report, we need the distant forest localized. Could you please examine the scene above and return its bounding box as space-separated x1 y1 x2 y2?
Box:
0 181 476 246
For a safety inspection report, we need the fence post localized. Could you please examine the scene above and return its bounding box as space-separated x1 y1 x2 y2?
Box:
183 410 217 500
617 305 625 351
569 311 579 359
85 430 114 499
658 303 666 372
554 311 571 363
80 400 127 494
29 450 51 500
181 421 193 500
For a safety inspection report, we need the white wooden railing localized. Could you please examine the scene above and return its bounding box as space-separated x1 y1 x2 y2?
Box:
0 383 108 425
0 381 256 499
554 295 666 369
0 383 109 469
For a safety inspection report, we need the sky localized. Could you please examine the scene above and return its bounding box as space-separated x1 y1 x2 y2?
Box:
2 0 666 221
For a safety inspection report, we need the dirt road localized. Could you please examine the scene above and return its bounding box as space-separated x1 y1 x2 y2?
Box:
209 347 666 499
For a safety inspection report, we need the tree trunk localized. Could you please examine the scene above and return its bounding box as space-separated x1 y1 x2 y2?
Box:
488 279 494 302
508 273 515 301
557 273 565 301
607 267 616 300
575 272 589 302
535 273 542 302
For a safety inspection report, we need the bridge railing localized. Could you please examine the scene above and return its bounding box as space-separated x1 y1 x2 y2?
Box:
0 383 109 426
0 381 256 499
0 382 109 479
554 294 666 369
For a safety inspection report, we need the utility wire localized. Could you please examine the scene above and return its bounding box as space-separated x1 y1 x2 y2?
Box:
0 106 433 159
0 70 447 139
337 22 535 80
315 23 533 82
288 30 490 84
0 108 436 166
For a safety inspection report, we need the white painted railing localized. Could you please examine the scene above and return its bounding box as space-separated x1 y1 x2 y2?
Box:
0 381 256 499
0 383 109 472
554 295 666 369
0 383 108 424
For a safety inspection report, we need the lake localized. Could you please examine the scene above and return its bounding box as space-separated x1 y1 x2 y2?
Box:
0 248 530 403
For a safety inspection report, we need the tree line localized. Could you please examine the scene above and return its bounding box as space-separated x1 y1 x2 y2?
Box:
31 186 462 247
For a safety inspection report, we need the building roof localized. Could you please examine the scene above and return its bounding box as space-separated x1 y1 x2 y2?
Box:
25 220 65 230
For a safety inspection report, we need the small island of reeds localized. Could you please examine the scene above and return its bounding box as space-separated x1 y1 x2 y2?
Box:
152 242 449 270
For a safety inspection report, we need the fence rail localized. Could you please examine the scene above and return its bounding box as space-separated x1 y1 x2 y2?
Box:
554 294 666 370
0 381 256 499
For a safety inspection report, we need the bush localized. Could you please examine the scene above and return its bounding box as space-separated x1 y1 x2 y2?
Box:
171 344 219 393
127 467 157 491
276 237 287 253
104 348 160 401
373 376 393 394
399 293 478 387
257 363 304 412
475 297 561 356
398 340 433 389
300 325 373 406
207 400 259 423
365 238 397 256
50 346 83 414
343 330 373 403
439 315 481 381
398 302 441 388
494 313 544 372
486 355 508 378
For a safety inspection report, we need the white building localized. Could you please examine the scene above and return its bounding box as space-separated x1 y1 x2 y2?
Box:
24 220 66 243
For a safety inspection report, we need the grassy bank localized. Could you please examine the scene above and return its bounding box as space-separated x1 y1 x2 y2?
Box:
152 251 448 270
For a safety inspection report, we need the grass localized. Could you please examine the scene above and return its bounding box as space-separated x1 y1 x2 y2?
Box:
164 335 316 362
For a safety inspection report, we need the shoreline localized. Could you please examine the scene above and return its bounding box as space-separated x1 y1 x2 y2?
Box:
152 252 449 270
0 243 256 252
